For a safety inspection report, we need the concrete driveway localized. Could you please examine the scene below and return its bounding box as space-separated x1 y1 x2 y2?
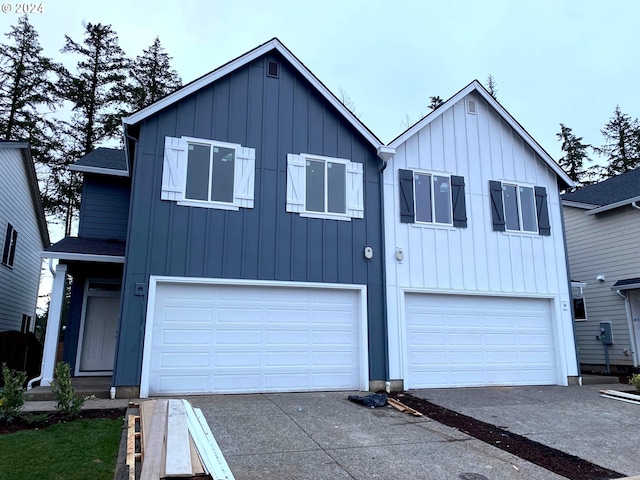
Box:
412 383 640 478
190 391 569 480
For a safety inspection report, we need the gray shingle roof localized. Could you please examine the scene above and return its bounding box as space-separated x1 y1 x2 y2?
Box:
46 237 126 257
562 167 640 206
74 148 127 172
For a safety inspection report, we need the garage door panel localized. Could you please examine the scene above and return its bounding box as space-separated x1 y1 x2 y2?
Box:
405 294 556 388
147 283 362 395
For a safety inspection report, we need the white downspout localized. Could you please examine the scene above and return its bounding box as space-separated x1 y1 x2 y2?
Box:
616 289 639 367
632 201 640 211
27 259 60 390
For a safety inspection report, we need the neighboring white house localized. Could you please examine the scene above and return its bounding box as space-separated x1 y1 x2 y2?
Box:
0 141 50 332
562 167 640 374
383 81 579 389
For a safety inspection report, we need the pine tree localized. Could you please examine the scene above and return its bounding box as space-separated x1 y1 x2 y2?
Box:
129 36 181 111
0 15 60 140
60 22 129 157
57 22 129 235
556 124 592 189
0 15 65 221
428 96 444 110
595 105 640 176
485 74 498 100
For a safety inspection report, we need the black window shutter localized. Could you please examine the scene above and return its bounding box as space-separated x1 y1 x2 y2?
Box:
489 180 505 231
1 224 11 265
7 229 17 267
399 169 415 223
535 186 551 236
451 175 467 228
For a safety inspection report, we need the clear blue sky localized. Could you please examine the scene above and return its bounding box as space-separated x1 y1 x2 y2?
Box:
2 0 639 169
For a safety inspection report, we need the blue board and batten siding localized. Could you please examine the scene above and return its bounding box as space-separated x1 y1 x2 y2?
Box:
115 53 386 386
78 175 130 241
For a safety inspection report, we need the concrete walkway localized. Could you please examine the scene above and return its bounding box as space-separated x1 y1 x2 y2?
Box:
412 383 640 477
189 392 566 480
18 383 640 479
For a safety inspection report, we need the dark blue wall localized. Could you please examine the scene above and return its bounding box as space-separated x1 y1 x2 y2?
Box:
78 175 130 241
114 51 386 386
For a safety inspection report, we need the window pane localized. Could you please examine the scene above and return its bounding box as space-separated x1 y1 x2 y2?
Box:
211 146 235 203
503 184 520 230
327 162 346 214
306 159 325 212
433 176 452 224
519 186 537 232
185 144 211 201
573 297 586 320
414 173 432 223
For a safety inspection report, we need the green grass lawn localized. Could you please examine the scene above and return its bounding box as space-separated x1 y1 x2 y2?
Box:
0 417 123 480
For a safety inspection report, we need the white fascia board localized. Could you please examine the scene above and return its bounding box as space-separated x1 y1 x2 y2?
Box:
584 195 640 215
612 282 640 292
562 200 599 210
123 39 383 152
40 251 125 263
387 80 575 188
70 164 130 177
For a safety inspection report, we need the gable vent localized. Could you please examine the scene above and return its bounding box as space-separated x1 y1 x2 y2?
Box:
267 60 279 78
467 99 477 115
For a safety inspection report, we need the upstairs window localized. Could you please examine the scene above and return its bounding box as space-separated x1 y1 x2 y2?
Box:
1 223 17 268
398 169 467 228
489 180 550 235
286 153 363 221
162 136 256 211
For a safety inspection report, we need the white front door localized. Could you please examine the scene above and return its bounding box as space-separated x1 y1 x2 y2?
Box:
77 294 119 375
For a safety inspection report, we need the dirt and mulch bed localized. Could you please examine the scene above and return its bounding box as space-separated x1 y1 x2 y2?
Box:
389 392 623 480
0 408 125 435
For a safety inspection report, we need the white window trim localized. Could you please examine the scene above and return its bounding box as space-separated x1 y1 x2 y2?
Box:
301 153 350 220
413 170 453 227
287 152 363 222
162 136 255 211
179 137 239 209
502 182 538 234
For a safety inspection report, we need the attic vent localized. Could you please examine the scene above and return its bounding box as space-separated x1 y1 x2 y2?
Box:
267 60 279 78
467 99 477 115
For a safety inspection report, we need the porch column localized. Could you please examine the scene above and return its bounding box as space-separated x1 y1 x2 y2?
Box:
40 263 67 386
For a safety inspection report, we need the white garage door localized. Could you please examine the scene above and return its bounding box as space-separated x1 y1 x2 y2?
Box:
405 294 556 388
143 282 363 395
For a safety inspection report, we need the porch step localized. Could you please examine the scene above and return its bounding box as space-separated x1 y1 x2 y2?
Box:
27 377 112 401
581 374 621 385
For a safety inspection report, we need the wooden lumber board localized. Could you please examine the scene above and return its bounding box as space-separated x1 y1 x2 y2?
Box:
126 414 138 480
140 399 168 480
600 389 640 401
387 398 423 416
140 399 157 458
189 434 206 476
193 407 234 480
601 393 640 405
164 399 193 477
183 399 235 480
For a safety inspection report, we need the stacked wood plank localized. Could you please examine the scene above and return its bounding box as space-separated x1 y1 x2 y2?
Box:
600 389 640 405
126 399 234 480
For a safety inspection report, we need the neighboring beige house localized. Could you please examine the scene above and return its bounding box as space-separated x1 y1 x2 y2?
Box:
562 167 640 374
0 141 50 332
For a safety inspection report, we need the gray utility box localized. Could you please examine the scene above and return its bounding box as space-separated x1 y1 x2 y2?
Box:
599 321 614 345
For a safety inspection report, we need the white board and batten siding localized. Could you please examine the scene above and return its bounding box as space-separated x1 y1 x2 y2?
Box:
384 92 578 388
0 147 44 332
563 204 640 367
140 277 368 397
